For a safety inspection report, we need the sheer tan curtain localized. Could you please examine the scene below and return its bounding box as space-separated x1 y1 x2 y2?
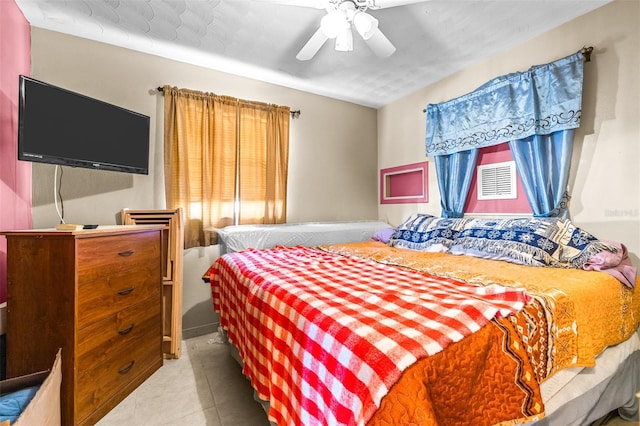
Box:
163 86 290 248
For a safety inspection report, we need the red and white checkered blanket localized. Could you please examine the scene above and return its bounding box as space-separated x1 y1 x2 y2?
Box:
211 246 532 426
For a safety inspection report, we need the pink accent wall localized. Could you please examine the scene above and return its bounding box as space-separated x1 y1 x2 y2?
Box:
388 170 423 197
465 143 531 214
0 0 32 303
380 161 428 204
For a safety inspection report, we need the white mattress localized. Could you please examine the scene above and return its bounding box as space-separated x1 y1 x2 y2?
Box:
216 220 390 254
527 327 640 425
541 329 640 404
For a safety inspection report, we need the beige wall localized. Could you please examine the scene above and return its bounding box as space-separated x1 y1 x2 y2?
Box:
378 0 640 260
29 29 379 228
26 0 639 334
28 29 379 335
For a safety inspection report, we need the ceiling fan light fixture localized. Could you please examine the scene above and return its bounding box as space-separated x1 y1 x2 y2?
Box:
335 27 353 52
294 0 400 61
353 12 378 40
321 11 348 39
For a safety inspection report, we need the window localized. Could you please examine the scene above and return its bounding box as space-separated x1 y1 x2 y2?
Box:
477 161 517 200
163 87 290 248
464 144 530 214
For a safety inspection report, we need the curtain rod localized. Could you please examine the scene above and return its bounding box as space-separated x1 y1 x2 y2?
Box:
156 87 301 119
580 46 593 62
421 46 594 113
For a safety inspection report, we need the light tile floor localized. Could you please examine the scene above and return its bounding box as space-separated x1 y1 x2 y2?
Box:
96 332 270 426
97 332 635 426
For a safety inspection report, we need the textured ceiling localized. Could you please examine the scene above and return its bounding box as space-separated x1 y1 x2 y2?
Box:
15 0 610 108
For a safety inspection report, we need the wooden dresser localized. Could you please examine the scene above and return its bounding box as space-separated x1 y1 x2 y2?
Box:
1 226 163 426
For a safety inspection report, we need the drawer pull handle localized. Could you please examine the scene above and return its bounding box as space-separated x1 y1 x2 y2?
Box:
118 360 135 375
117 286 135 296
118 324 135 335
118 249 135 257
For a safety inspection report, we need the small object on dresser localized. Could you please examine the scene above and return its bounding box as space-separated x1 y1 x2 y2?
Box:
55 224 83 231
82 224 98 229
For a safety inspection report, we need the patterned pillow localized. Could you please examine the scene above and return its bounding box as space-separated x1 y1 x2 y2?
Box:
449 217 566 266
555 223 618 268
390 213 468 252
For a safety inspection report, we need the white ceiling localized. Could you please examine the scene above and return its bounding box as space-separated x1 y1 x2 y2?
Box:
15 0 610 108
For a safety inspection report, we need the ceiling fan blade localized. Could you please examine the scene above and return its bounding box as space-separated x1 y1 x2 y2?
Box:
367 0 429 9
365 27 396 58
296 27 329 61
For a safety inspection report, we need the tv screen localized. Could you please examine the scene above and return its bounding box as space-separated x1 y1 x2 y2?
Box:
18 75 150 175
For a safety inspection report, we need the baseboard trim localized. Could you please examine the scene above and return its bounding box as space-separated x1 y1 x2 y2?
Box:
182 322 218 340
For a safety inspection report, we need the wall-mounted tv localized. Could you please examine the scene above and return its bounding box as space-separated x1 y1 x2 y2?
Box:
18 75 150 175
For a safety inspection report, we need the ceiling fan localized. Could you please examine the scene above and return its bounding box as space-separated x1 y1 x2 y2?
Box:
257 0 426 60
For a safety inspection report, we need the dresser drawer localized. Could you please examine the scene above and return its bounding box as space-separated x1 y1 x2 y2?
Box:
76 231 161 282
77 265 160 327
77 296 161 372
76 330 161 422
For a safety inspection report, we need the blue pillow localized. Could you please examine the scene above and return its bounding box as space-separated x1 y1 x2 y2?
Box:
390 214 468 252
0 385 40 423
449 217 565 266
557 223 618 268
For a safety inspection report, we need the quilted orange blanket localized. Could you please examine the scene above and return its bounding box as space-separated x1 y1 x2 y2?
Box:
369 302 548 426
322 241 640 425
208 241 640 425
324 241 640 373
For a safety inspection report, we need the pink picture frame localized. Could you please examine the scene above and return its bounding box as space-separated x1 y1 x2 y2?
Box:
380 161 429 204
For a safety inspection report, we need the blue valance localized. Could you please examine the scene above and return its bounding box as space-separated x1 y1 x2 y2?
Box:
425 52 584 157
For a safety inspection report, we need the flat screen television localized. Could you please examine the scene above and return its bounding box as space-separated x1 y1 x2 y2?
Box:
18 75 150 175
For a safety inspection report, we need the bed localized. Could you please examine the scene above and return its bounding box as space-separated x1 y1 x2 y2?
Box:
205 216 640 425
215 221 391 255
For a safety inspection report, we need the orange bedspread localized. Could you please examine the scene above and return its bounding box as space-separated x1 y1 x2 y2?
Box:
320 241 640 425
369 301 550 426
